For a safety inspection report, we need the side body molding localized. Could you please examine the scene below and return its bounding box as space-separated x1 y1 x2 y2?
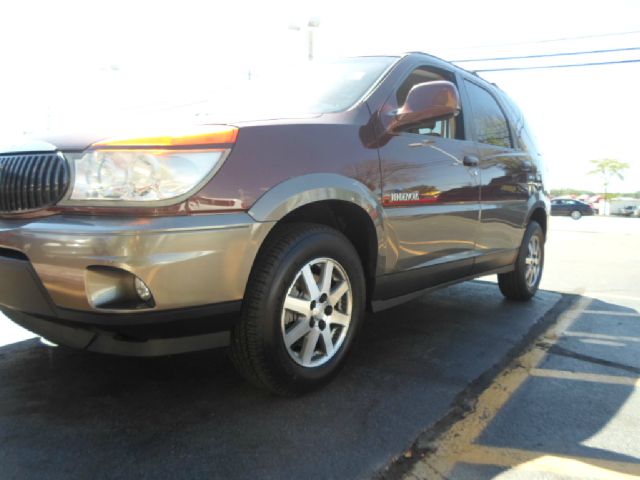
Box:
247 173 387 276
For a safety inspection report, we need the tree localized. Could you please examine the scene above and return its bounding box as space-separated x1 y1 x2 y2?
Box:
588 159 630 214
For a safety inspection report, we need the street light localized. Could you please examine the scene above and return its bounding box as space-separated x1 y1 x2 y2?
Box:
288 17 321 61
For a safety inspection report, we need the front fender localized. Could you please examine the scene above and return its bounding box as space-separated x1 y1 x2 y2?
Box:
247 173 387 275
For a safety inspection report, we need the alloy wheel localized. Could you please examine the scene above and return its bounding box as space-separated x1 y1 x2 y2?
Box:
280 257 353 368
524 235 542 288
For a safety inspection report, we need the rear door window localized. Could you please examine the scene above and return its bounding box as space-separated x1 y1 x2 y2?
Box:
464 81 512 148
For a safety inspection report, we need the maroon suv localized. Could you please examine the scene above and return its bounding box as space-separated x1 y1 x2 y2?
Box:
0 53 549 394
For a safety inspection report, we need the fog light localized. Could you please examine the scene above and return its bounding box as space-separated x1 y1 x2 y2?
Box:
86 266 155 309
134 277 152 302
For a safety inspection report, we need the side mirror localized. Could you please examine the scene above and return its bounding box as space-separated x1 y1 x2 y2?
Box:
387 81 461 133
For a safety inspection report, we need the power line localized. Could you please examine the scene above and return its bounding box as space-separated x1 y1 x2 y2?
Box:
455 29 640 50
475 58 640 72
453 46 640 63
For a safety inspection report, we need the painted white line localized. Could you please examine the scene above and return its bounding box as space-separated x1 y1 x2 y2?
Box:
584 293 640 302
531 368 640 387
564 331 640 343
582 310 640 317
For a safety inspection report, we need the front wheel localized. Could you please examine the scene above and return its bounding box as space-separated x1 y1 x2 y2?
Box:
498 221 544 301
230 223 365 396
570 210 582 220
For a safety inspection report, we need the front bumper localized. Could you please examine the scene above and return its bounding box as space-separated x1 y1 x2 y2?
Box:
0 213 274 354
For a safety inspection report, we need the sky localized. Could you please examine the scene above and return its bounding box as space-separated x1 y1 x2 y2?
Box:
0 0 639 192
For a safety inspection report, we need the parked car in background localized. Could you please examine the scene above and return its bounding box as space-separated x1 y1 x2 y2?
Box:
0 52 549 395
551 199 594 220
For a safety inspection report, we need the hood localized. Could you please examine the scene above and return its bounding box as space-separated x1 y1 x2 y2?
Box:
0 112 323 154
0 133 105 154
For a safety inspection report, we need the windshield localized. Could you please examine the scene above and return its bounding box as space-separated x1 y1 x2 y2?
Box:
195 57 397 120
13 57 399 133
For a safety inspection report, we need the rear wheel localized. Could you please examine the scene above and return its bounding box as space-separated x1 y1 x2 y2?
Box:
230 223 365 396
498 221 544 301
570 210 582 220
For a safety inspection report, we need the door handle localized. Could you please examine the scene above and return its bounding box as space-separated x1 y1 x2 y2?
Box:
463 155 479 167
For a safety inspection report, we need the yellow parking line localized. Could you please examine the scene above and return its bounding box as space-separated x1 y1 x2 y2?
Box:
457 445 640 479
530 368 640 387
564 331 640 343
406 296 593 479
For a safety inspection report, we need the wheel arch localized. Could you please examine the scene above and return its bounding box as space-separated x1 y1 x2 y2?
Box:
248 174 386 309
527 204 548 239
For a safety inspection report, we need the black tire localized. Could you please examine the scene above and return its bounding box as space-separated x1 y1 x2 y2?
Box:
230 223 366 396
570 210 582 220
498 221 544 301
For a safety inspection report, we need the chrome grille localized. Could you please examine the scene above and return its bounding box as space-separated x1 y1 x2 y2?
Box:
0 152 70 213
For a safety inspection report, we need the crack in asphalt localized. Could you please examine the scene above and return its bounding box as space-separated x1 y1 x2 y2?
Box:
538 341 640 375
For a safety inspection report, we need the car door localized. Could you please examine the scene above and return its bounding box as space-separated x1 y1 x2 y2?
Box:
567 200 585 215
556 200 570 215
462 79 532 272
376 65 481 297
559 200 570 215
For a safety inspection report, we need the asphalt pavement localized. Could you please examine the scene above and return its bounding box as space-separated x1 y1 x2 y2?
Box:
4 215 637 480
0 269 561 479
399 216 640 479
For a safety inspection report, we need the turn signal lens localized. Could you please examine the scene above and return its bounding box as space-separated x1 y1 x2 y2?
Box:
92 125 238 148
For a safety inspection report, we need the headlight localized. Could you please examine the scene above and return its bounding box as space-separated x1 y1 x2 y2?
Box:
67 149 226 203
62 125 237 205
